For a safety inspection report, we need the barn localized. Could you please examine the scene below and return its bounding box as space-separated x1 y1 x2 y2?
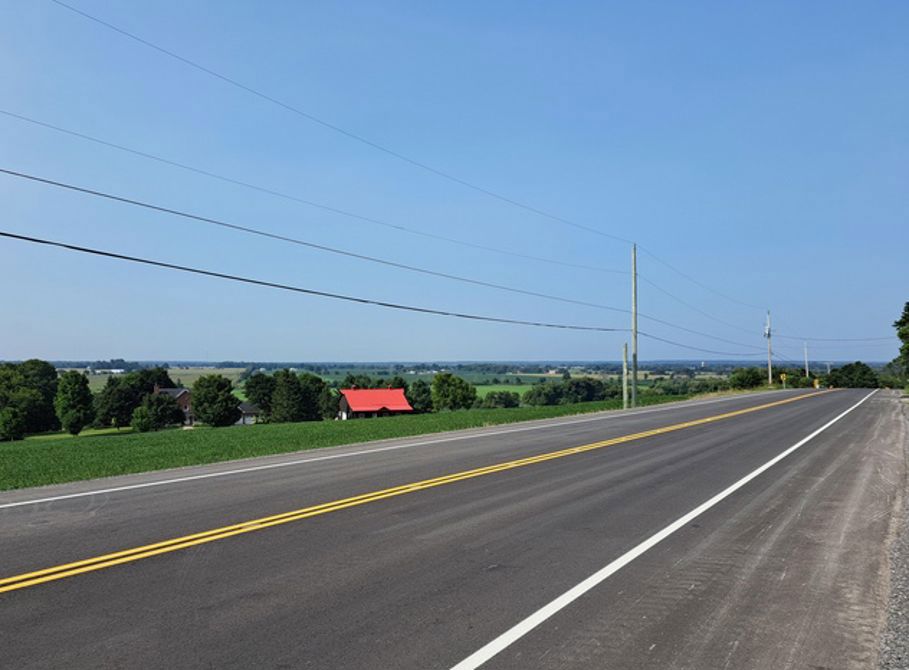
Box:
338 388 413 420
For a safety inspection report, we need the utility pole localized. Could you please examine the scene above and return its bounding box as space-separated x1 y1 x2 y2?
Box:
622 342 629 410
804 342 809 378
764 310 773 386
631 243 638 407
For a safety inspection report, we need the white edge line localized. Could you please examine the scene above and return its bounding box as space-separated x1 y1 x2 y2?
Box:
0 390 792 509
449 389 878 670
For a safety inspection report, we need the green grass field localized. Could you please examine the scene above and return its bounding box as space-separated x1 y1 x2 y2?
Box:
0 394 692 491
475 384 534 398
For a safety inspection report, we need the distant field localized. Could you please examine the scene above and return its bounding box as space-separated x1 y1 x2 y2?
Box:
0 394 693 490
81 367 247 392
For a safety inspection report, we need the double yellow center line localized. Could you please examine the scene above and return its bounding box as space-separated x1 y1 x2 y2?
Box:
0 390 830 594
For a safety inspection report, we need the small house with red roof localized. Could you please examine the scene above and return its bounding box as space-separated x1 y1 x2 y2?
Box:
338 388 413 420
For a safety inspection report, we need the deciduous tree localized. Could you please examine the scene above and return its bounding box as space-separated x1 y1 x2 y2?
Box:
894 302 909 376
245 373 277 416
54 371 95 436
131 393 184 432
0 406 26 441
1 360 60 433
431 373 476 410
406 380 433 413
827 362 880 388
192 375 241 427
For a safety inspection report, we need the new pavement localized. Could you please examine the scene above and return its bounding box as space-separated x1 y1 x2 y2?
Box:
0 388 904 669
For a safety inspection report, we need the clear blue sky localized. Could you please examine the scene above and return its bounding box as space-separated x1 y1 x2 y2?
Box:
1 1 906 362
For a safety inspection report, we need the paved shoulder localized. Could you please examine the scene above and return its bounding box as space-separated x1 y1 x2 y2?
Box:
479 390 907 670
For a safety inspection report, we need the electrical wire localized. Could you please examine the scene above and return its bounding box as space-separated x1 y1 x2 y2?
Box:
638 332 765 357
637 245 767 311
0 110 627 277
1 167 771 353
48 0 633 245
638 274 758 335
45 1 788 320
0 230 629 333
1 107 779 331
0 167 633 315
774 333 894 342
771 352 806 368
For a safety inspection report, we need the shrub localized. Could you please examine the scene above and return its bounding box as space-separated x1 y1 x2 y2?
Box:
130 405 153 433
523 384 563 406
729 367 764 389
482 391 520 409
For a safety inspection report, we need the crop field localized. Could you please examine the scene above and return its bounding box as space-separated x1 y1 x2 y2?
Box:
0 394 692 490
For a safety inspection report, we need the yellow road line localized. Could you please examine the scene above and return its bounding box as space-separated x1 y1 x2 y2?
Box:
0 390 833 594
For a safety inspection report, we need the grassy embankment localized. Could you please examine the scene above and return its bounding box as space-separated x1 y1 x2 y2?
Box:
1 394 693 491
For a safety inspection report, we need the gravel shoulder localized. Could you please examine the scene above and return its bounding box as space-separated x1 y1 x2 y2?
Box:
880 392 909 670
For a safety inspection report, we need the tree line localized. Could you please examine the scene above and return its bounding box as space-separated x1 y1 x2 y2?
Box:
243 370 499 422
0 363 246 441
3 302 905 440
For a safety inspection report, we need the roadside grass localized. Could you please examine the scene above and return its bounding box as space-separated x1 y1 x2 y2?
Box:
0 394 694 491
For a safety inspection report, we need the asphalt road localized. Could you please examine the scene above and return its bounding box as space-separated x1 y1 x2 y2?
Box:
0 388 905 669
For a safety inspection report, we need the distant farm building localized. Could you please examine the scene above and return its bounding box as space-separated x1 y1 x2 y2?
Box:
153 385 193 425
237 402 261 425
338 388 413 420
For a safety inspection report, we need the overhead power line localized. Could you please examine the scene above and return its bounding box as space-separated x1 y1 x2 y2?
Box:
0 167 631 315
771 351 805 368
0 230 628 333
0 109 626 277
799 341 897 350
45 1 776 319
48 0 633 245
637 332 765 358
638 275 757 335
774 333 894 342
1 167 768 353
638 246 766 312
1 229 771 358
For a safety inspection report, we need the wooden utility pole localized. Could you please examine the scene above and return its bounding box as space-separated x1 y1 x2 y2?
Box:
622 342 629 410
764 310 773 386
631 244 638 407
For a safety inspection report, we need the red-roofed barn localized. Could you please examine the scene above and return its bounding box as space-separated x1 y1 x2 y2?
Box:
338 388 414 420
